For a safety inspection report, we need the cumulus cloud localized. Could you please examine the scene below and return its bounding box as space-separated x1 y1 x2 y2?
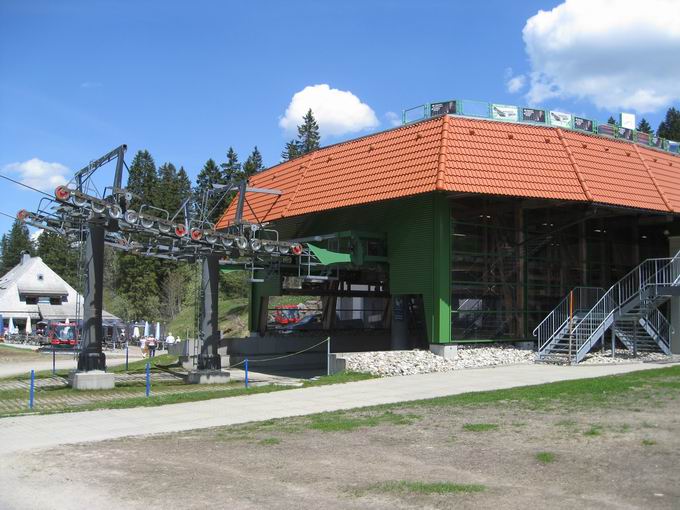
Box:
504 68 527 94
4 158 69 192
523 0 680 112
279 84 379 137
385 111 402 127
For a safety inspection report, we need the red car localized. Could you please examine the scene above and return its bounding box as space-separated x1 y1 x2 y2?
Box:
273 305 301 325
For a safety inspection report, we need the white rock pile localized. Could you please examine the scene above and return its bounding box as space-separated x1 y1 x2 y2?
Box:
581 350 675 364
343 345 534 377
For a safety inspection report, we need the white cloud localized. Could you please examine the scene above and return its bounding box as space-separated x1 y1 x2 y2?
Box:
523 0 680 112
505 71 527 94
279 84 379 137
3 158 69 192
385 111 402 127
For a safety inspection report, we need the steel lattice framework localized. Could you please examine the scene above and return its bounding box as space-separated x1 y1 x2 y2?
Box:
16 145 305 373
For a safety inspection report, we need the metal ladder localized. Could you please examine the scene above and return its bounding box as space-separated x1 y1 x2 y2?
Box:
535 251 679 364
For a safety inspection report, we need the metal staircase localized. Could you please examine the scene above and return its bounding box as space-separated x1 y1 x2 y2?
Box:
534 251 679 364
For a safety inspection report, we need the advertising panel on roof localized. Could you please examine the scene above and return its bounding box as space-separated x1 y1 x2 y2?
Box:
549 111 572 128
573 117 594 132
521 108 546 123
617 127 634 141
491 104 519 121
620 112 636 130
429 101 456 117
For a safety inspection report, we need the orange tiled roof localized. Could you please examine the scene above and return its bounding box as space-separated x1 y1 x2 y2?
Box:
216 116 679 228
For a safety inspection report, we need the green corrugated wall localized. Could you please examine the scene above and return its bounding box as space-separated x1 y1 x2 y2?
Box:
252 192 452 344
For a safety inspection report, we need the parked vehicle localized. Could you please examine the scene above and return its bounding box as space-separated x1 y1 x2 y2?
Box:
45 321 81 348
273 305 302 325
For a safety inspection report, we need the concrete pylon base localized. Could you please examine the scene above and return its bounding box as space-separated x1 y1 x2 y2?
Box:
68 370 115 390
187 370 230 385
430 344 458 360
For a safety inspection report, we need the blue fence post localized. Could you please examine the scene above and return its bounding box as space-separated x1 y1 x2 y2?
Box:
145 362 150 397
244 358 249 389
125 342 129 371
52 349 56 376
29 369 35 410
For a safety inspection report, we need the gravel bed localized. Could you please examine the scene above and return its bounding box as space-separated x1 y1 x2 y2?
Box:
343 345 534 377
580 349 676 364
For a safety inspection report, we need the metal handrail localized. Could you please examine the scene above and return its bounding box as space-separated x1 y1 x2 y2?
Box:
570 251 680 361
641 308 673 352
533 287 604 352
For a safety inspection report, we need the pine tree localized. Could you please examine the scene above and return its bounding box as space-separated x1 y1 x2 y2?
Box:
607 116 617 125
126 150 158 209
155 162 193 217
196 159 226 223
242 146 264 178
297 109 321 155
281 140 301 161
0 220 34 274
0 235 7 272
637 118 653 134
115 149 162 322
220 147 241 181
176 167 191 201
36 230 79 288
115 253 160 321
657 107 680 141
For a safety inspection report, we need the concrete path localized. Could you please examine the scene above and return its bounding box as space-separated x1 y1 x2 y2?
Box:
0 361 676 455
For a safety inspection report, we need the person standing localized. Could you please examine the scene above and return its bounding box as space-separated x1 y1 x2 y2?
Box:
139 336 147 358
148 336 157 358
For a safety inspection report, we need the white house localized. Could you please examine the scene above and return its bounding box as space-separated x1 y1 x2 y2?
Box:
0 253 118 332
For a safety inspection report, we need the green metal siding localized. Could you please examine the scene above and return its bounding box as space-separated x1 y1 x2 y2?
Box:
265 192 451 344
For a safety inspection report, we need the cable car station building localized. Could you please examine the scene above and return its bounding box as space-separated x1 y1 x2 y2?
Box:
218 102 680 361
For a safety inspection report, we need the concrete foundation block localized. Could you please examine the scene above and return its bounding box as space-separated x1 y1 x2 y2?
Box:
430 344 458 360
186 370 230 385
328 354 347 375
68 370 115 390
515 341 535 351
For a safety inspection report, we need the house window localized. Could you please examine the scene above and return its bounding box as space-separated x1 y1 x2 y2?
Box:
25 297 38 305
50 297 62 305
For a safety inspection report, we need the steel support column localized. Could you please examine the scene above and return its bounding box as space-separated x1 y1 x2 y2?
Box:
197 255 221 370
77 224 106 371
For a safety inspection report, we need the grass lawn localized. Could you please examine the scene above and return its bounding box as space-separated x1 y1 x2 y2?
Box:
0 367 376 418
214 365 680 439
12 364 680 509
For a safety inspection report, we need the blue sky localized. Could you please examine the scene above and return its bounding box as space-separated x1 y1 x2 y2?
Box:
1 0 679 235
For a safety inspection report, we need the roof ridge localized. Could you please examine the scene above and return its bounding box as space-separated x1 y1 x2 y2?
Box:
281 150 320 218
556 128 594 202
435 116 449 190
633 144 675 213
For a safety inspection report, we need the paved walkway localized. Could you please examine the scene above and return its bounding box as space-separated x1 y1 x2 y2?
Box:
0 361 676 454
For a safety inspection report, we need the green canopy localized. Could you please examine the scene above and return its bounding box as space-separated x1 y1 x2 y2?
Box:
307 243 351 265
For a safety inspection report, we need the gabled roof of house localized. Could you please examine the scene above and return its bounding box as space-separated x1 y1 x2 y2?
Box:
217 115 680 228
0 255 118 321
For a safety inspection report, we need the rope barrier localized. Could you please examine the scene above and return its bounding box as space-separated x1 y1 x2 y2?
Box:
237 337 330 365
